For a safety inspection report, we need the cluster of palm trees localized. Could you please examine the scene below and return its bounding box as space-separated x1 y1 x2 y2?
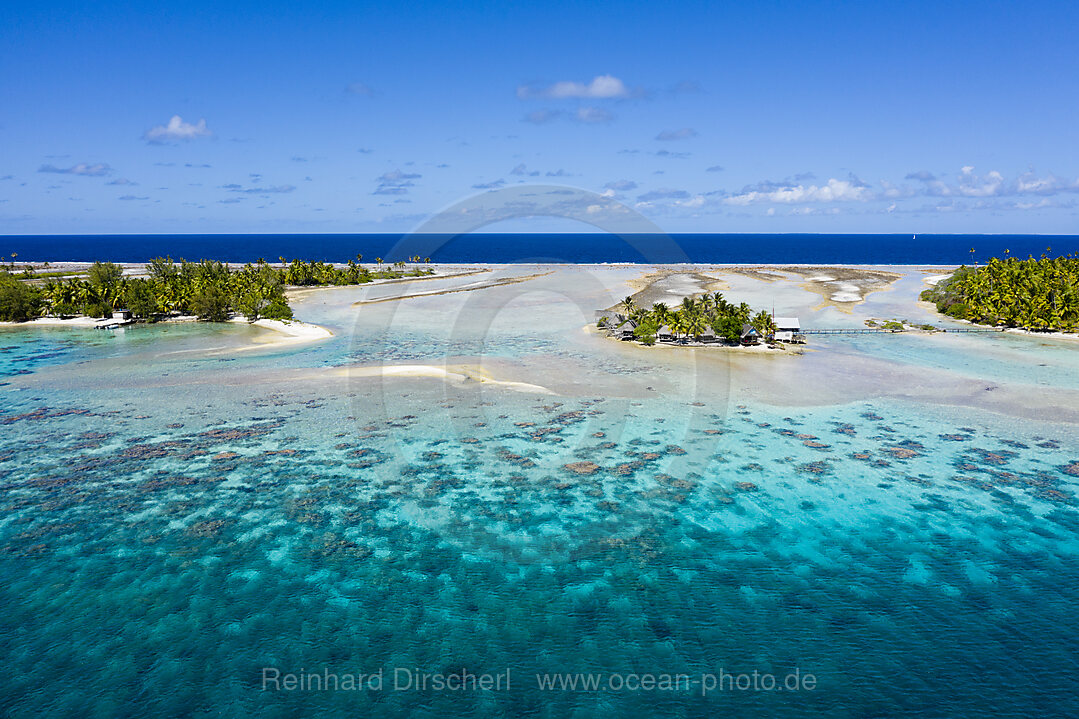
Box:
922 252 1079 331
615 292 777 345
273 256 432 286
1 255 439 323
32 259 293 322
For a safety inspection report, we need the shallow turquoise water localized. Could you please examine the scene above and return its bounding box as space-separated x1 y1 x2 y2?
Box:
2 272 1078 717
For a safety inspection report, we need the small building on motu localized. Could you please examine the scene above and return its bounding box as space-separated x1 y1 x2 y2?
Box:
740 323 759 345
773 317 804 343
611 319 637 340
774 317 800 333
112 309 133 321
657 325 674 341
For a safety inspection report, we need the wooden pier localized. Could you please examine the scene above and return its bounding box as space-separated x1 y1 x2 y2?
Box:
801 327 1004 335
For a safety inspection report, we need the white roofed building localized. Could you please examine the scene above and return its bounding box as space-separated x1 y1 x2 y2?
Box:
774 317 800 332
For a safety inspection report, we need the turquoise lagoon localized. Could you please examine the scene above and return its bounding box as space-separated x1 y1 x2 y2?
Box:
1 267 1078 717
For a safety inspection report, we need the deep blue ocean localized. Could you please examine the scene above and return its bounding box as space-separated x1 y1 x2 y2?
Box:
4 233 1077 264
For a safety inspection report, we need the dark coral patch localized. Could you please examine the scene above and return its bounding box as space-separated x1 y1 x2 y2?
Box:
185 520 227 538
966 448 1016 466
880 441 924 460
1000 439 1029 449
497 450 536 468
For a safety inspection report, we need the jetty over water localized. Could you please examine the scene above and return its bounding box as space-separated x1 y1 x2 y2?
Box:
801 327 1005 335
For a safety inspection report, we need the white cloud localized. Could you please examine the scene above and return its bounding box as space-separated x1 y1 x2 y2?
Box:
38 162 111 176
510 164 538 177
221 183 295 195
143 115 212 143
724 178 871 205
1015 172 1079 196
917 167 1009 198
638 188 690 202
955 168 1005 197
240 185 294 194
378 170 421 183
575 106 614 123
374 169 420 195
912 167 1079 199
879 180 915 199
517 74 629 100
522 109 561 124
655 128 697 141
345 82 373 96
674 195 706 208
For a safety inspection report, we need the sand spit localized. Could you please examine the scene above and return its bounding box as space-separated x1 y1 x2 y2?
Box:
772 266 903 308
336 363 556 394
226 317 333 352
615 269 728 310
285 267 490 301
923 273 953 287
0 316 104 328
351 271 552 306
610 265 903 314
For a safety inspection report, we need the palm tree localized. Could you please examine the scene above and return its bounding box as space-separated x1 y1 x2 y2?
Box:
684 311 707 340
669 310 689 341
922 253 1079 331
650 302 671 328
751 310 776 339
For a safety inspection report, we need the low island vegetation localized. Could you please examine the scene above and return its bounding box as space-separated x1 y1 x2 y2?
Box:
601 293 780 346
0 257 433 323
922 253 1079 331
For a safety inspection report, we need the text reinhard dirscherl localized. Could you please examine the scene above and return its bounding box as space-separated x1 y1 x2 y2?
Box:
261 667 817 696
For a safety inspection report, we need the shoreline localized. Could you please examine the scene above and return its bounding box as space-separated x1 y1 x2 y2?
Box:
232 317 334 348
332 363 556 395
6 262 1071 351
0 313 335 350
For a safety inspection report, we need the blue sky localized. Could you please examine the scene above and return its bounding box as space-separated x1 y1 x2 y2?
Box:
2 0 1078 234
